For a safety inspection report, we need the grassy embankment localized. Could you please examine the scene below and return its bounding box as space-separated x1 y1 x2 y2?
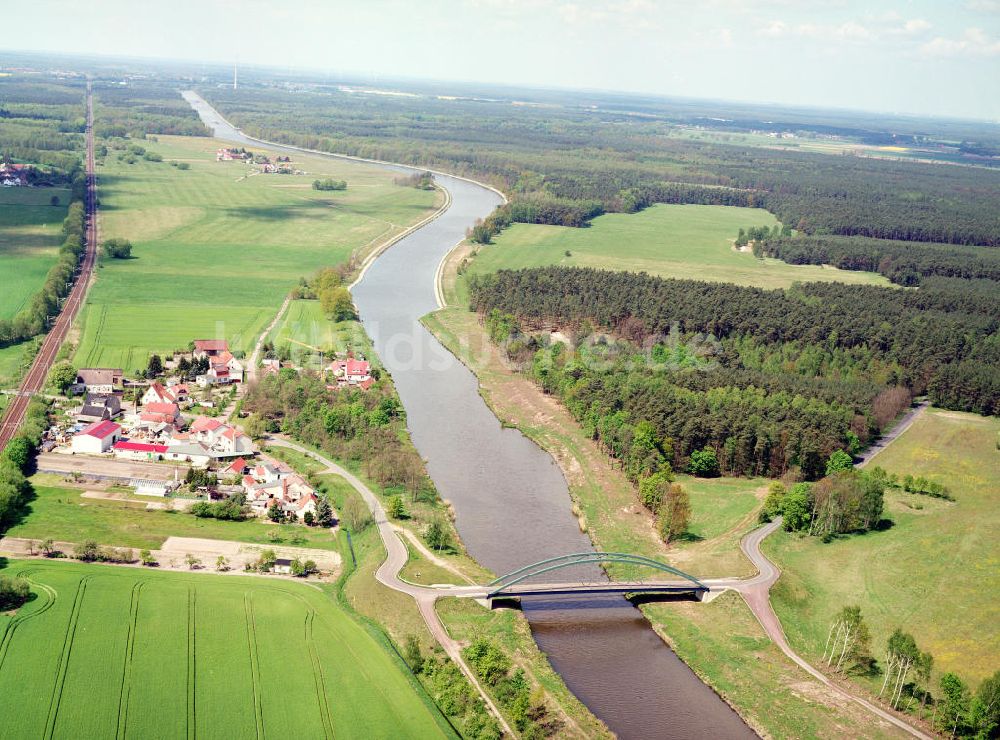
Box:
767 408 1000 688
0 559 454 738
73 134 440 371
288 460 612 739
0 188 70 383
421 206 915 737
4 475 351 552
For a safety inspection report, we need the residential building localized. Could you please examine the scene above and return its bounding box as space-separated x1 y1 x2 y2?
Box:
328 357 373 387
139 401 183 428
142 382 188 406
71 420 122 454
73 368 124 394
193 340 229 360
77 393 122 423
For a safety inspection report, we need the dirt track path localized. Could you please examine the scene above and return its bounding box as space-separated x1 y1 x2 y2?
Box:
858 401 930 467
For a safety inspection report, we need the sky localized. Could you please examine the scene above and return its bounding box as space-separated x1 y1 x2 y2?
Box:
5 0 1000 120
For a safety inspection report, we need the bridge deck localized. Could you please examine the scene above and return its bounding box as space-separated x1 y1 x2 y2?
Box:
488 580 706 599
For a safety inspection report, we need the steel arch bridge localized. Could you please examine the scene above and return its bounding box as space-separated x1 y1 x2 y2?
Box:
484 552 707 600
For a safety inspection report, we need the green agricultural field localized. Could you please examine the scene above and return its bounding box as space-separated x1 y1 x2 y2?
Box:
268 300 374 370
75 135 438 370
461 204 890 296
766 408 1000 686
6 482 340 551
0 187 70 320
0 560 453 739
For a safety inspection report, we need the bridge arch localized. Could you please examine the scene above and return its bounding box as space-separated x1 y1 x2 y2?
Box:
486 552 706 598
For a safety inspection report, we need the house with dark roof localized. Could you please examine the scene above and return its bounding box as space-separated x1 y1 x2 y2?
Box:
73 368 124 394
77 393 122 423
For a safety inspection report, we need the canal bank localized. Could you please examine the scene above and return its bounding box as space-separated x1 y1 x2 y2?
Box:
186 91 754 738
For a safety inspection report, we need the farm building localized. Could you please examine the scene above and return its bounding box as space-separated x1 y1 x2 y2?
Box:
161 442 212 467
113 440 168 461
192 339 229 360
273 558 293 574
71 420 122 454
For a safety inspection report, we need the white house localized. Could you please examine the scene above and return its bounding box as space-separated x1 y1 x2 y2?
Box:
112 440 167 461
71 420 122 454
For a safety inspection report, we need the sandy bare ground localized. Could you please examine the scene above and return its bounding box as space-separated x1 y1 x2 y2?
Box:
79 490 199 511
0 535 340 576
37 452 188 482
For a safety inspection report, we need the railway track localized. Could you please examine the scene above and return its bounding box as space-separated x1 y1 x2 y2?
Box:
0 82 98 453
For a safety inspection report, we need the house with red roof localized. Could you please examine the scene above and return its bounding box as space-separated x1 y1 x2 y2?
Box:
328 357 373 388
142 381 189 406
113 440 168 461
139 401 182 428
193 339 230 359
71 420 122 454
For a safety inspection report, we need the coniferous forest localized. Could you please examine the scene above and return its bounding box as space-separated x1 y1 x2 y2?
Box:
469 267 999 479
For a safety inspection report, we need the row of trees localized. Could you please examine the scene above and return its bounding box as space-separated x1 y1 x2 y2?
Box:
756 234 1000 287
0 189 87 348
312 178 346 191
0 398 49 530
822 606 999 737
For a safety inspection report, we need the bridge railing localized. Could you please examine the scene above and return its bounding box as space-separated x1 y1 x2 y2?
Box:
486 552 706 597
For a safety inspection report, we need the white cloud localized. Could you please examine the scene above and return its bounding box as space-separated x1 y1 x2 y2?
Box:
921 27 1000 57
964 0 1000 12
758 16 932 43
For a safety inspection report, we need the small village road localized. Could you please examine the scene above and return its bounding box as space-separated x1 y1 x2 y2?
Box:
264 436 515 736
709 517 932 740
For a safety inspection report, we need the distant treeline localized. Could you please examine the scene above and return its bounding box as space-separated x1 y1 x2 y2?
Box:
756 234 1000 286
0 76 87 179
94 81 209 138
470 267 998 441
202 86 1000 246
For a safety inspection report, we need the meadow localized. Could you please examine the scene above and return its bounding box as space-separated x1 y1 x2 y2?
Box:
5 481 350 551
0 187 70 321
766 408 1000 686
460 203 889 298
74 135 438 370
267 300 374 370
0 559 453 739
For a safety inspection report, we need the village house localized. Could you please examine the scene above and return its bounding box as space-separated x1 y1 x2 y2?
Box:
243 471 319 521
202 351 244 385
328 357 373 388
215 147 250 162
71 420 122 454
0 163 31 187
142 381 188 406
192 339 229 360
72 368 124 395
186 416 254 458
225 457 249 478
76 393 122 423
139 401 183 428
